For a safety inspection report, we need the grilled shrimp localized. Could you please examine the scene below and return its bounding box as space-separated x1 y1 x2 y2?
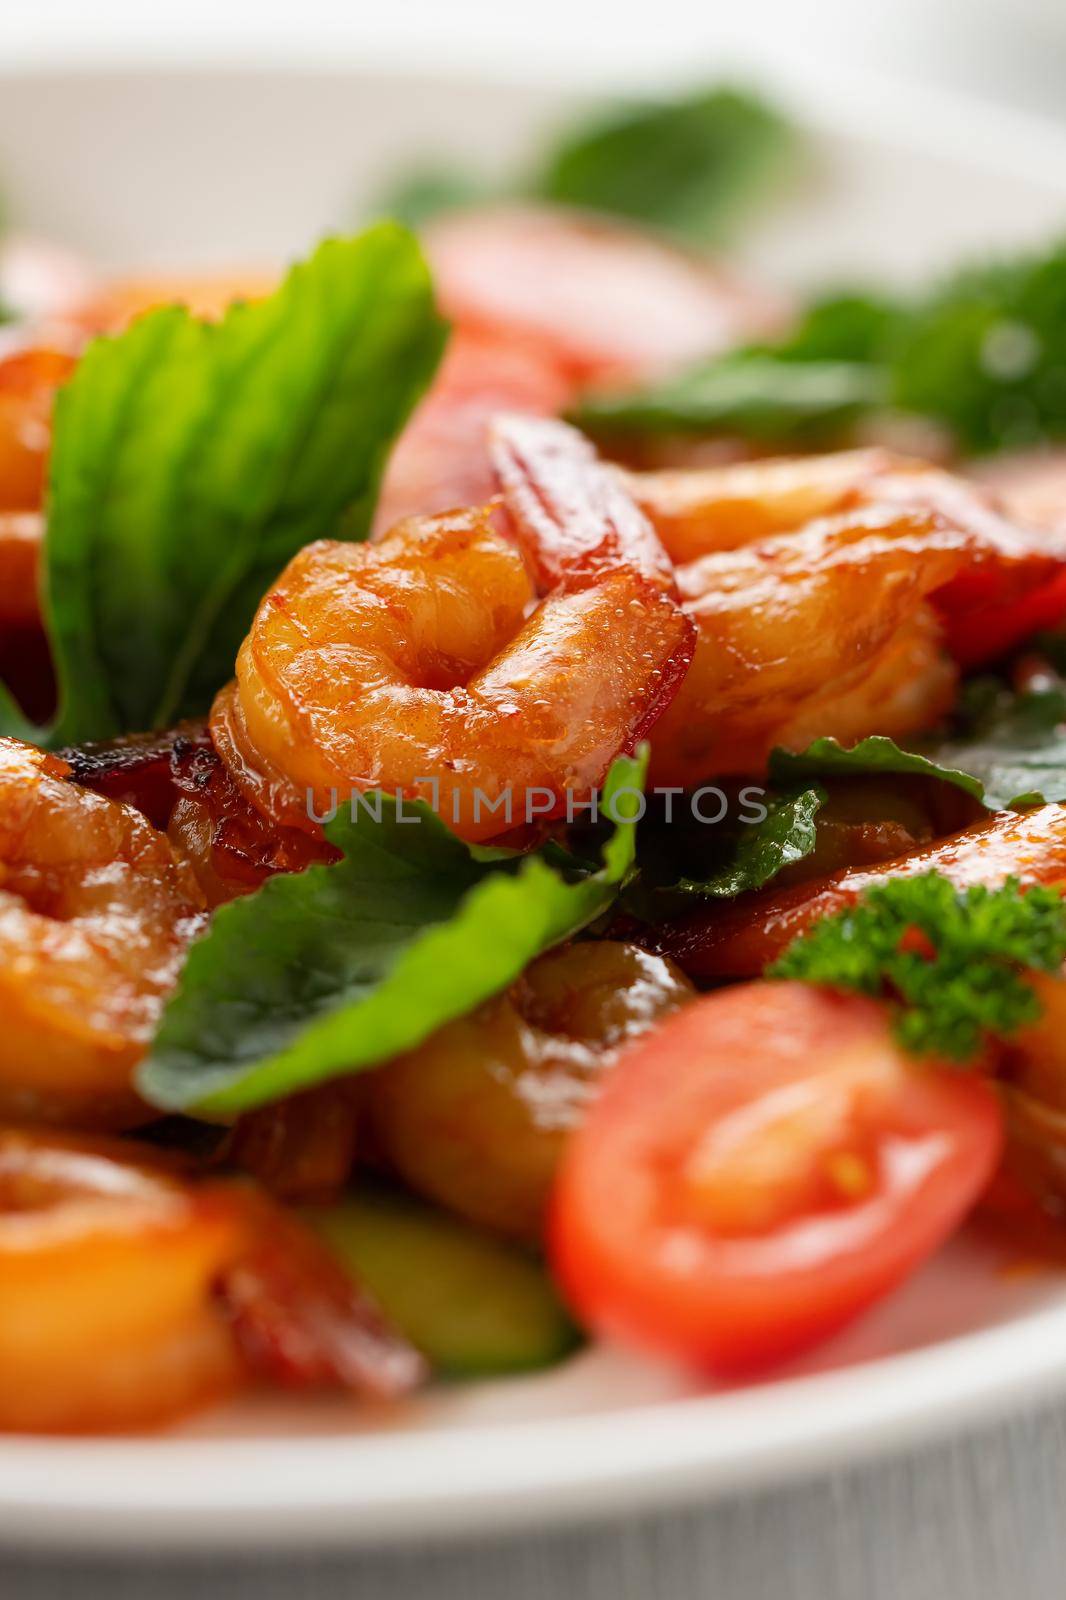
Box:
0 739 205 1127
212 418 693 843
0 1128 423 1432
371 942 692 1243
635 450 1066 786
652 803 1066 980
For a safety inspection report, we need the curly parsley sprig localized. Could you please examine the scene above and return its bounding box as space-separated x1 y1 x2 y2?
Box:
770 873 1066 1063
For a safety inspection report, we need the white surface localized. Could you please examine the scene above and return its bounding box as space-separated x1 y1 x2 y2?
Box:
2 63 1066 1558
2 0 1066 120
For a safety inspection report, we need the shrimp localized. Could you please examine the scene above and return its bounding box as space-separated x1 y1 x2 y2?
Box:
370 942 692 1243
651 803 1066 980
634 450 1066 786
0 738 205 1127
0 1128 423 1432
212 418 694 843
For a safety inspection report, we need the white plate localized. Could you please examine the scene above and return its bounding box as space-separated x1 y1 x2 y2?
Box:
3 61 1066 1554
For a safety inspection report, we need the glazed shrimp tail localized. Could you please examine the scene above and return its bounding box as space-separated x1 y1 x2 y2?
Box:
214 425 693 843
650 803 1066 981
490 413 678 594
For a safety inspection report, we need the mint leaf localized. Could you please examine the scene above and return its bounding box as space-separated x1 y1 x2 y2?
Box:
139 753 646 1116
45 226 445 745
771 872 1066 1062
534 86 795 247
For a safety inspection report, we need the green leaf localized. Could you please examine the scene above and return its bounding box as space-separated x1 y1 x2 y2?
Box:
576 354 884 443
45 225 446 745
373 167 491 230
619 783 824 921
139 752 646 1117
771 681 1066 813
890 243 1066 453
931 685 1066 809
771 872 1066 1062
673 786 825 898
0 682 39 742
373 84 797 245
575 240 1066 454
769 735 987 805
576 290 898 442
534 85 795 247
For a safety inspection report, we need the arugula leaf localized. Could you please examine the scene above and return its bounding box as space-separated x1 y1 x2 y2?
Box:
771 679 1066 812
44 225 445 746
373 85 796 247
771 872 1066 1062
577 241 1066 454
534 86 794 247
139 753 646 1117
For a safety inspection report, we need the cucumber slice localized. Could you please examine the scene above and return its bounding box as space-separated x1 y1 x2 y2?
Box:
308 1185 582 1379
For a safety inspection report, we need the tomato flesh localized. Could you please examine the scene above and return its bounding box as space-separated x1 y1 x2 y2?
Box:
550 983 1003 1374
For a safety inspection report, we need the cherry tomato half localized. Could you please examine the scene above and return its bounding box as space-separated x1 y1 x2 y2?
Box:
550 982 1002 1374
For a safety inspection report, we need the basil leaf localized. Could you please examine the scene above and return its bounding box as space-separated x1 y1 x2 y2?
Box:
673 785 825 897
576 355 883 443
576 291 898 442
931 686 1066 809
139 753 646 1117
45 225 445 746
534 86 795 246
373 85 796 247
771 692 1066 812
891 243 1066 453
374 167 493 230
577 240 1066 454
769 735 987 803
0 682 38 741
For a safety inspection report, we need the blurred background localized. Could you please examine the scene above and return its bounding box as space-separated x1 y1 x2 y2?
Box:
3 0 1066 116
